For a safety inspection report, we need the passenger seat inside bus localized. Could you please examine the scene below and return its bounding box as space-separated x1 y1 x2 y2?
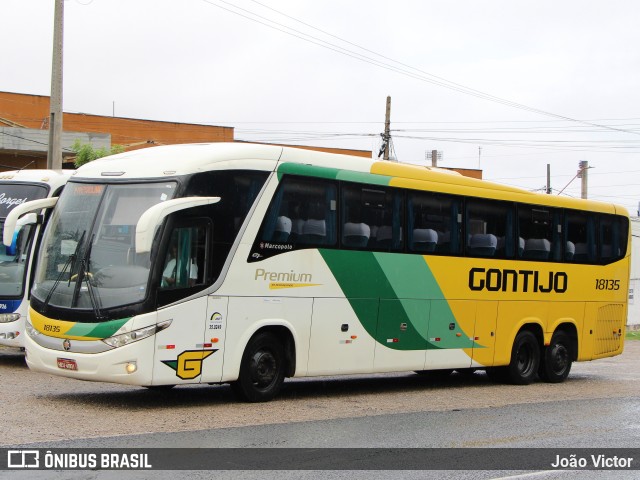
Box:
467 233 497 257
565 241 575 261
374 225 403 249
272 216 292 242
289 218 305 243
300 218 326 244
412 228 438 252
342 222 370 248
523 238 551 259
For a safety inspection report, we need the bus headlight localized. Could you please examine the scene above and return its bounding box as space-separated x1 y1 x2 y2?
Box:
101 320 172 349
25 319 40 339
0 313 20 323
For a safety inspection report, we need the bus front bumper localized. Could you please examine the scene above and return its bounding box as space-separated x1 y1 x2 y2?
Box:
24 333 155 386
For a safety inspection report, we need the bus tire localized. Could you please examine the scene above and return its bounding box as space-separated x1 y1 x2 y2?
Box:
539 331 572 383
507 330 540 385
231 332 285 402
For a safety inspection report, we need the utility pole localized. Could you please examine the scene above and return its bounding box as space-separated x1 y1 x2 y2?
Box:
429 149 442 167
47 0 64 170
546 164 551 194
577 160 589 199
383 96 391 161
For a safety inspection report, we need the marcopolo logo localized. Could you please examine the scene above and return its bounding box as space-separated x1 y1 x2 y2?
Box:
469 267 568 293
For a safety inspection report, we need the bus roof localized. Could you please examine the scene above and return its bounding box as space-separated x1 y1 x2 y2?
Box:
74 143 284 179
73 143 627 216
0 169 73 192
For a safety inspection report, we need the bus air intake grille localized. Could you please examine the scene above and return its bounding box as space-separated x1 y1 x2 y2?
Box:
594 304 624 357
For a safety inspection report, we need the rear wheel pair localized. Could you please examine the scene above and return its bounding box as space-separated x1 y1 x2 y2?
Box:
487 330 572 385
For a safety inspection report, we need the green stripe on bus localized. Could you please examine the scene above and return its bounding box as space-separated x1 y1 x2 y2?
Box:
65 317 130 339
336 170 392 186
277 163 392 186
319 250 473 350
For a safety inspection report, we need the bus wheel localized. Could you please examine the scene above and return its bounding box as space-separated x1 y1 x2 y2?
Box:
507 330 540 385
539 332 572 383
231 332 285 402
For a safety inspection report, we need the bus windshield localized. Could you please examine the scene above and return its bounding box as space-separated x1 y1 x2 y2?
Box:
0 182 48 298
0 183 48 218
32 181 177 311
0 220 35 297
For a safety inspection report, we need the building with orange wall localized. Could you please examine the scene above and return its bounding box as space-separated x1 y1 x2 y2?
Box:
0 91 373 170
0 91 480 178
0 91 236 169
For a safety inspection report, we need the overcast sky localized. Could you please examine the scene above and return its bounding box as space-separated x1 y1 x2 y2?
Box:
3 0 640 213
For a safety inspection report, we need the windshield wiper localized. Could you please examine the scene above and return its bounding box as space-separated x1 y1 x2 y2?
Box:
43 230 86 309
76 234 103 320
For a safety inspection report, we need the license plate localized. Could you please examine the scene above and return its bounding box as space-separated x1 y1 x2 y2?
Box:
57 357 78 371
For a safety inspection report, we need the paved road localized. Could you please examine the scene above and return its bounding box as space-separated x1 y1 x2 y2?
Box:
1 342 638 479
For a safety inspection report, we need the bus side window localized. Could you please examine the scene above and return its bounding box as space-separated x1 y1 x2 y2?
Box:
340 183 402 251
160 223 208 290
465 199 514 258
259 176 337 248
565 210 596 263
408 191 461 255
599 214 627 264
519 205 555 261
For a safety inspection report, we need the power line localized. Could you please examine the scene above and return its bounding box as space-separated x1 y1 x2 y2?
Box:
490 169 640 182
391 134 640 154
200 0 640 138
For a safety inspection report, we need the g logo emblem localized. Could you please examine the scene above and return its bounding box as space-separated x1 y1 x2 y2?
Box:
162 349 217 380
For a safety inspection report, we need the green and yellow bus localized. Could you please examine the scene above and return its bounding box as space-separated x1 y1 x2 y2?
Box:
8 143 629 401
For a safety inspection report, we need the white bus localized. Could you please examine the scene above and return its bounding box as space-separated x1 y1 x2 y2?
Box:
0 169 71 349
9 143 629 401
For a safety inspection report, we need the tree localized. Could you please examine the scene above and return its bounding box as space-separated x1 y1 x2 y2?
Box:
70 140 124 168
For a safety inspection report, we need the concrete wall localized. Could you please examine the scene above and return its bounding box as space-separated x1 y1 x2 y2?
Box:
0 127 110 169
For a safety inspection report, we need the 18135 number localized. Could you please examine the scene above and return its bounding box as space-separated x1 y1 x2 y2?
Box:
595 279 620 290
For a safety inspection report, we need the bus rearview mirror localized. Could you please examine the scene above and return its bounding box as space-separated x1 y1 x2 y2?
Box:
135 196 220 254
